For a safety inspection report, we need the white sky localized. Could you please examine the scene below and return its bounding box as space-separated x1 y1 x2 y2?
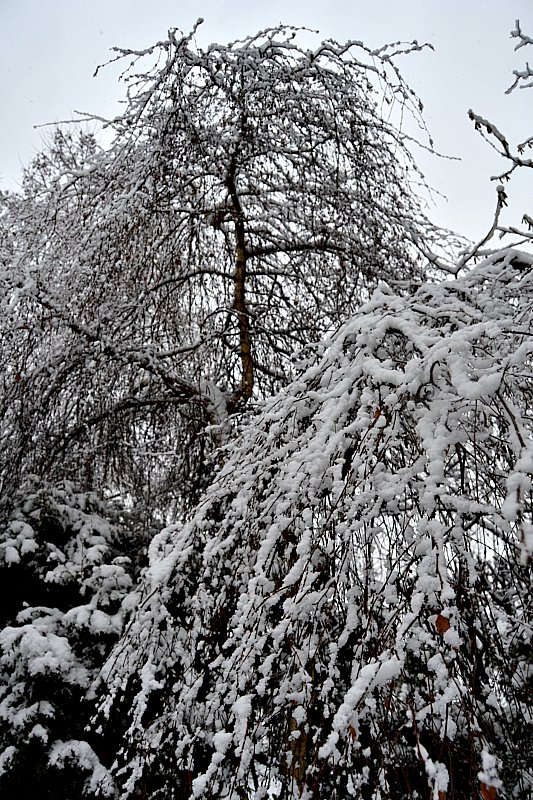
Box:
1 0 531 244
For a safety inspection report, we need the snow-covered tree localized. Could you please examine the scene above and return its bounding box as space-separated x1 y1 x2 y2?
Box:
0 23 456 518
97 247 533 799
92 21 533 800
0 481 149 798
0 24 460 799
1 17 532 800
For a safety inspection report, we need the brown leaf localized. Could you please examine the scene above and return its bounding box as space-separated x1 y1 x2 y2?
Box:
438 792 447 800
480 783 497 800
435 614 451 635
348 725 357 741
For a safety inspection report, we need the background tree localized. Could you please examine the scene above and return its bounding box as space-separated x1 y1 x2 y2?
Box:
0 23 457 518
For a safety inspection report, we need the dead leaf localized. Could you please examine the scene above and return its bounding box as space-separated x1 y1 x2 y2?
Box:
480 783 497 800
435 614 451 635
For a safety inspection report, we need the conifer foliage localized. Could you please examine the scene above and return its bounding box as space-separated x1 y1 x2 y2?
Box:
0 481 149 798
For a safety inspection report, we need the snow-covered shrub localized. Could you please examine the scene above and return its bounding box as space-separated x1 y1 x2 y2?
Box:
98 249 532 799
0 481 148 798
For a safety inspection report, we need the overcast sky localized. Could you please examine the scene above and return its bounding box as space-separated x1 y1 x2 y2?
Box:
1 0 531 244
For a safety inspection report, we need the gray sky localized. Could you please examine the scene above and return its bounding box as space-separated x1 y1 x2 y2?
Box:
1 0 531 244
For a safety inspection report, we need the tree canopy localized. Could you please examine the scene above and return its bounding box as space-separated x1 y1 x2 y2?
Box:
0 23 456 518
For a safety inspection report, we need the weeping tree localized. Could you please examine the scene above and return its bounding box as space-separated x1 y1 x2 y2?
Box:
90 21 533 800
0 22 456 516
97 247 533 799
0 22 460 799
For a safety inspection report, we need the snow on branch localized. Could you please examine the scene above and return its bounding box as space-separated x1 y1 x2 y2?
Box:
508 17 533 93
